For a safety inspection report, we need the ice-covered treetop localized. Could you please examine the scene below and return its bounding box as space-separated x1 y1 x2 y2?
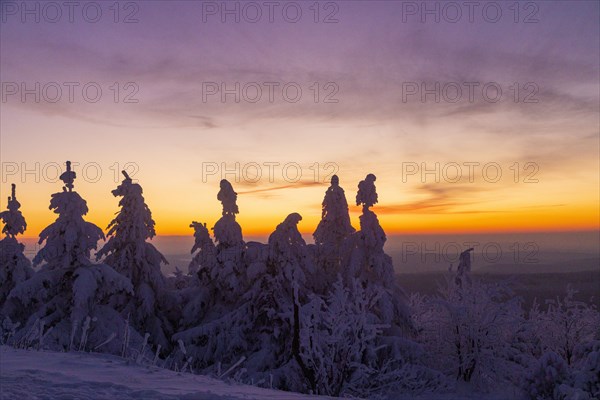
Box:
269 212 305 248
41 161 91 223
7 184 20 211
34 167 104 267
283 212 302 227
48 161 89 217
212 180 243 248
313 174 355 245
190 221 214 254
102 170 157 242
269 213 313 280
59 160 76 192
112 170 142 197
322 174 348 208
330 174 339 186
0 183 27 237
356 173 378 210
217 179 239 216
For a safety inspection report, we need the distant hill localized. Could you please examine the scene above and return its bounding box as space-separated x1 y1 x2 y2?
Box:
397 270 600 309
477 257 600 274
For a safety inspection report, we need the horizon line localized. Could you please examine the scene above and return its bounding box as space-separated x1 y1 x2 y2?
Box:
15 227 600 240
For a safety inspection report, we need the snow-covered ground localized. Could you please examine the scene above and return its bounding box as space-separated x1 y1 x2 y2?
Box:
1 346 524 400
0 346 334 400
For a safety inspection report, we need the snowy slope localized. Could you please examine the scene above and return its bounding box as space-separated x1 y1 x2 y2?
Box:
0 346 333 400
0 346 518 400
0 347 525 400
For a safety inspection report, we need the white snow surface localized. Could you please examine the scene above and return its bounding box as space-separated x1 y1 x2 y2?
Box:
0 346 524 400
0 346 335 400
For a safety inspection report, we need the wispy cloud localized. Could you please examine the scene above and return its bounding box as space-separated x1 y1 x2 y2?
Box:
238 181 324 195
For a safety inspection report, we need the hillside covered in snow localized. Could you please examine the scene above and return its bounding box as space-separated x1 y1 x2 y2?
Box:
0 346 334 400
1 346 526 400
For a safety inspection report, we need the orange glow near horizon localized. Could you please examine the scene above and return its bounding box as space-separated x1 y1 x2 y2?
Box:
10 185 599 240
3 147 598 241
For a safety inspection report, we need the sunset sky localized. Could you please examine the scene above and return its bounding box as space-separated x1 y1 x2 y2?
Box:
1 1 598 238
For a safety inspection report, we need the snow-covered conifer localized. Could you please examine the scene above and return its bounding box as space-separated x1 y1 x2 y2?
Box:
177 212 313 386
214 179 243 248
96 171 173 351
313 175 355 282
176 221 217 329
344 174 411 331
246 212 316 391
356 173 378 210
175 181 262 374
0 184 33 319
9 162 134 353
0 184 27 238
188 222 217 277
211 179 245 301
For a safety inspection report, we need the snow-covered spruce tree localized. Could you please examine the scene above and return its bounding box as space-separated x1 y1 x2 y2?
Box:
212 179 246 301
0 184 33 307
188 222 217 277
316 174 457 396
174 180 270 373
343 174 412 331
248 212 316 392
177 221 218 331
0 184 34 338
183 179 246 315
296 176 444 397
177 211 314 388
175 221 217 330
96 171 173 352
9 161 134 353
313 175 355 285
